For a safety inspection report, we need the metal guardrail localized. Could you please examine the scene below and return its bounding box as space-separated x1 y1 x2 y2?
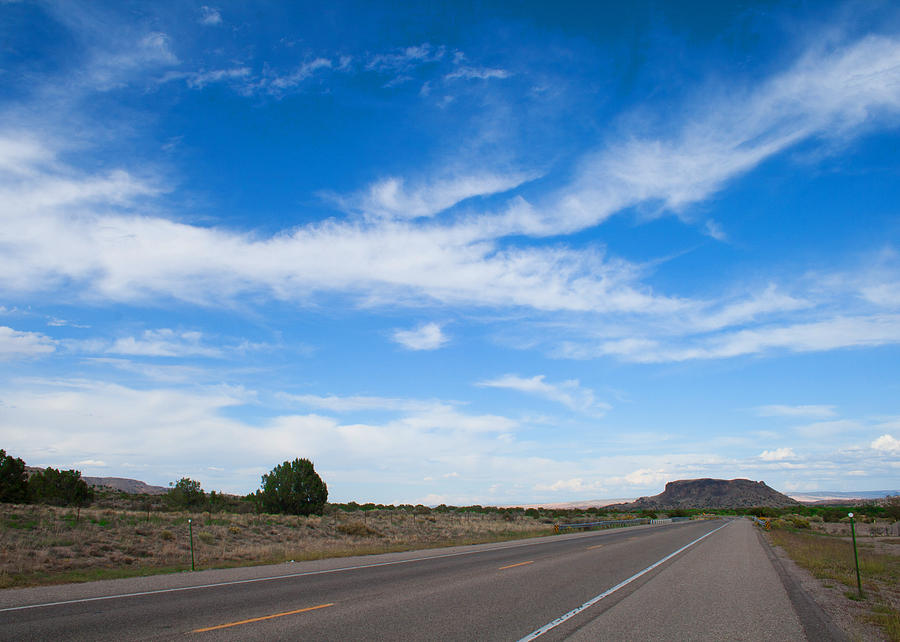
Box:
554 518 649 533
749 516 771 530
554 515 696 533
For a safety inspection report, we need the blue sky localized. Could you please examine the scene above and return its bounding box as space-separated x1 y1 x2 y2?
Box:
2 0 899 504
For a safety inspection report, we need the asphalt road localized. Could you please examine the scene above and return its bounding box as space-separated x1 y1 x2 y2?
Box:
0 518 831 640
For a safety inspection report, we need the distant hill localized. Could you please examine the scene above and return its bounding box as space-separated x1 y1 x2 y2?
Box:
25 467 168 495
616 478 798 510
82 476 168 495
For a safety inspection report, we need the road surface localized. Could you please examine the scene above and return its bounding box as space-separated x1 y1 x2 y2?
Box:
0 518 839 640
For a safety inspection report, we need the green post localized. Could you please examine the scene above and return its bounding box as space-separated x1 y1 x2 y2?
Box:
188 518 196 572
848 513 863 598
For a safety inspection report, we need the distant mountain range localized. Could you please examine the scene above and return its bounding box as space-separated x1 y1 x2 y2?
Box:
786 490 899 503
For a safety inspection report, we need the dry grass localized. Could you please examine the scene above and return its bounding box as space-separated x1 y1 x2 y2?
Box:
0 503 554 589
769 526 900 641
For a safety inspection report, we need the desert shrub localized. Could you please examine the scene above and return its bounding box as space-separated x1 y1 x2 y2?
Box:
160 530 175 541
337 521 381 537
27 468 94 507
198 531 215 545
0 449 28 503
166 478 206 510
789 516 811 529
228 525 240 535
259 458 328 516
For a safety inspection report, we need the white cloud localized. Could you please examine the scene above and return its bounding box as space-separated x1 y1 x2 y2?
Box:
484 35 900 239
85 358 208 383
0 378 522 494
477 374 609 415
392 322 448 350
99 329 221 358
756 405 837 419
278 393 431 413
268 58 333 90
335 171 536 220
0 326 55 360
199 6 222 25
76 459 107 467
534 478 604 493
3 377 896 500
759 447 797 461
573 315 900 363
4 33 900 368
703 219 727 241
445 67 511 81
872 434 900 454
162 67 251 90
794 419 863 438
366 43 445 73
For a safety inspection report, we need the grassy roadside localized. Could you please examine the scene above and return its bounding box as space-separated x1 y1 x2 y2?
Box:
1 503 561 589
767 525 900 640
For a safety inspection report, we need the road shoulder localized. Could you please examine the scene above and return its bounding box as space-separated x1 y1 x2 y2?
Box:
759 528 888 641
562 519 806 641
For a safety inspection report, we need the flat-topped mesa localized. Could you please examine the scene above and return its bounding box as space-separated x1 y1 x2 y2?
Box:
622 478 798 510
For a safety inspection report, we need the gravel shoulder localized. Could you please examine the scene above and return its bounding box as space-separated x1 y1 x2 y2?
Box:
762 530 888 641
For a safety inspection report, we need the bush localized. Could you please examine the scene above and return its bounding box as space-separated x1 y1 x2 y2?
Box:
27 467 94 507
167 477 206 510
259 458 328 516
337 521 380 537
789 516 811 529
0 449 28 504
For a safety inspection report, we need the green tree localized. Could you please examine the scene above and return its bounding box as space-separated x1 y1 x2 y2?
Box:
0 449 28 503
27 467 94 506
167 477 206 510
260 458 328 516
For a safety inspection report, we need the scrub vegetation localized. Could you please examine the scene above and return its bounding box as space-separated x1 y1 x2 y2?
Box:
767 505 900 642
0 499 646 589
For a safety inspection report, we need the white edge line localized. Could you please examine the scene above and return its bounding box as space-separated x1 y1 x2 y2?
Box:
0 524 671 613
517 520 732 641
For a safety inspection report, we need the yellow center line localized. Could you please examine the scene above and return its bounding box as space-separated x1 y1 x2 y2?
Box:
587 544 604 549
499 560 534 570
192 603 334 633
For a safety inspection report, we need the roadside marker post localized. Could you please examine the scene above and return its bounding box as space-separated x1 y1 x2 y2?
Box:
189 518 196 572
848 513 863 598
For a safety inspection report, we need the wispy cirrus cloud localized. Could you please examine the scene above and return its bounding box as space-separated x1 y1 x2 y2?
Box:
277 392 432 413
161 67 251 90
445 66 511 81
366 43 445 74
331 170 538 220
477 374 609 415
756 404 837 419
484 34 900 239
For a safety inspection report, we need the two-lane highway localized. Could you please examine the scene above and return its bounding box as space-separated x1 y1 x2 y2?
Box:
0 518 829 640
